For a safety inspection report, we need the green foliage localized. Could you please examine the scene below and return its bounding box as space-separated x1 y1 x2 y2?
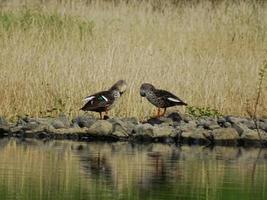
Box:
186 106 222 118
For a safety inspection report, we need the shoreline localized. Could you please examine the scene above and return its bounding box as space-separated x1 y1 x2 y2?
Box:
0 113 266 147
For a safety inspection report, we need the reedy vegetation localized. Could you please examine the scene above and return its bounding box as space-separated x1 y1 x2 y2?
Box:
0 0 266 120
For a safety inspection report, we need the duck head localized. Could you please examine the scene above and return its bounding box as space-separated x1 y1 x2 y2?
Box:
109 80 127 95
140 83 155 97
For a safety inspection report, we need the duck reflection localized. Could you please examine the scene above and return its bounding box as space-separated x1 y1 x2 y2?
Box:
74 143 114 185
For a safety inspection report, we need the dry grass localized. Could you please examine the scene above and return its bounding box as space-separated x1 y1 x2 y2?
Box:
0 0 266 120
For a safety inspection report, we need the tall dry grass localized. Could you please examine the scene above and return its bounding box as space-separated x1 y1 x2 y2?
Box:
0 0 266 119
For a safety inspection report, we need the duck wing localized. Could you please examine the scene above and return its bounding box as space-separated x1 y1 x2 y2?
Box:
81 91 115 111
155 89 187 106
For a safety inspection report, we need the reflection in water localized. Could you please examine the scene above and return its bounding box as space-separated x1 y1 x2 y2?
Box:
0 138 266 200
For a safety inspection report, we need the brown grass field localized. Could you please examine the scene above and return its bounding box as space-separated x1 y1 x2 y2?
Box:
0 0 266 120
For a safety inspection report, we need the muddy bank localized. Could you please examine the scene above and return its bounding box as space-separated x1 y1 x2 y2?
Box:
0 113 266 147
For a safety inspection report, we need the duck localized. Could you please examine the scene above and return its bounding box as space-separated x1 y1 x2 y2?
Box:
140 83 187 117
81 80 127 119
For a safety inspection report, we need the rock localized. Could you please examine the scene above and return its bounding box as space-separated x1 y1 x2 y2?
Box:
224 122 232 128
134 124 154 137
0 125 9 136
72 115 96 128
121 117 139 125
212 128 239 140
0 116 8 126
167 113 183 122
242 120 256 129
217 117 232 128
259 122 267 132
181 128 208 140
232 122 248 136
241 129 267 141
34 118 54 126
23 121 40 130
179 121 197 132
217 117 226 125
57 113 71 128
9 125 24 136
87 120 113 135
52 120 66 129
225 116 252 136
108 118 129 137
197 118 220 130
145 117 165 125
152 125 175 137
134 123 175 138
49 127 87 135
208 124 221 130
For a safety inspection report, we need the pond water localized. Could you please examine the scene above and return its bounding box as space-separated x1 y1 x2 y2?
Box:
0 138 266 200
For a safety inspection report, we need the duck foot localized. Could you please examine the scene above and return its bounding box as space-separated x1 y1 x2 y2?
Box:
103 115 110 120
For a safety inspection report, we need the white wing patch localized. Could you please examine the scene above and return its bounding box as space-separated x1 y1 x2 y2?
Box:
83 96 95 103
101 95 108 102
167 97 181 103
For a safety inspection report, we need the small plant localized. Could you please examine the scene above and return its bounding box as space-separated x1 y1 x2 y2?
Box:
246 59 267 146
186 106 222 118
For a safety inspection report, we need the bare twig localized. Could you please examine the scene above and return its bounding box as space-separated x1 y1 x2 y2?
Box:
247 59 267 146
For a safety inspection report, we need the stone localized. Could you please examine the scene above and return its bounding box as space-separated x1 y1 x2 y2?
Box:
224 122 232 128
232 122 248 136
57 113 71 128
181 128 208 140
49 127 87 135
242 120 256 129
0 116 8 126
241 129 267 141
225 116 245 124
145 117 165 125
179 121 197 132
23 121 40 130
121 117 139 125
108 118 129 137
72 115 96 128
152 125 175 137
217 117 226 125
259 122 267 132
87 120 113 135
167 112 183 122
133 123 174 138
134 124 154 137
52 120 66 129
197 118 220 130
0 125 9 136
212 128 239 140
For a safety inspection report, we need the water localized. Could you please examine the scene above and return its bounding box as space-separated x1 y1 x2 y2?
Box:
0 138 266 200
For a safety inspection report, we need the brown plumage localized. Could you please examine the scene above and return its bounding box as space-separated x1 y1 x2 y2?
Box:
81 80 127 119
140 83 187 117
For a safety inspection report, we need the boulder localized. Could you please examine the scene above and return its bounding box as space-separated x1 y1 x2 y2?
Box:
72 115 96 128
87 120 113 135
0 116 8 126
241 129 267 141
152 125 175 137
134 123 154 137
197 118 220 130
108 118 129 137
212 128 239 140
121 117 139 125
181 128 208 140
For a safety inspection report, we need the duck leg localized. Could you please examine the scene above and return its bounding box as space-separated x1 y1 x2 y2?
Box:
157 108 161 118
99 112 103 120
161 108 167 116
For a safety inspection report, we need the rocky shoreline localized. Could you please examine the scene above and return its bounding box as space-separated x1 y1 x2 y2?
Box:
0 113 267 147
